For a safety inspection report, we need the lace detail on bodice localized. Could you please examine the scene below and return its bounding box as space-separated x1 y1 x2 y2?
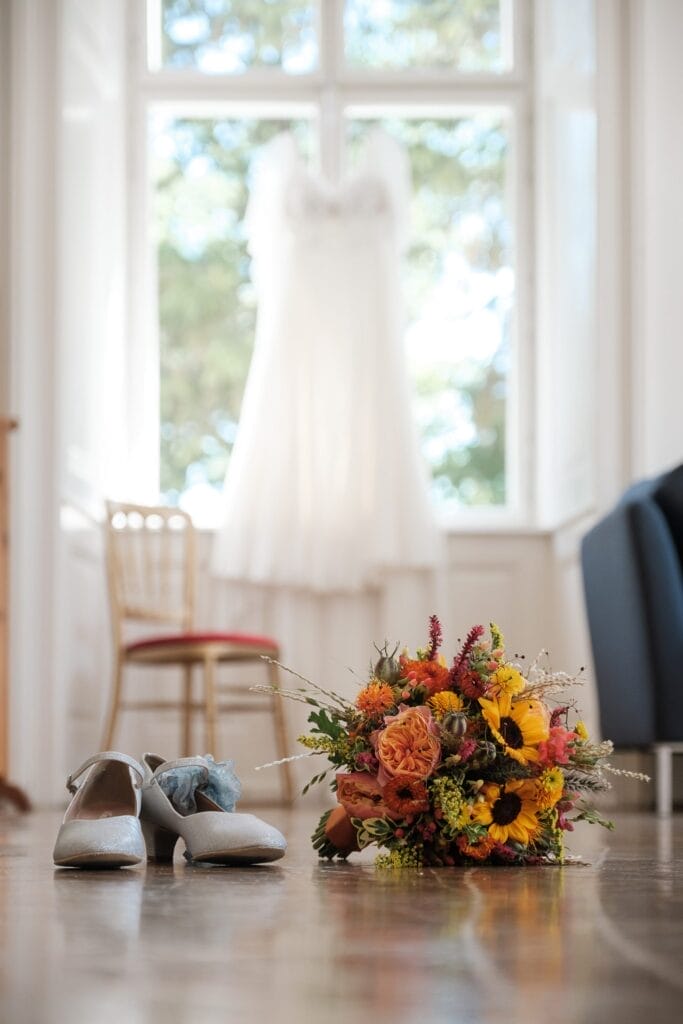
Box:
244 128 411 259
284 170 391 223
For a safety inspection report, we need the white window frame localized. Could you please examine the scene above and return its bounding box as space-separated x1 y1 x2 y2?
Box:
126 0 534 530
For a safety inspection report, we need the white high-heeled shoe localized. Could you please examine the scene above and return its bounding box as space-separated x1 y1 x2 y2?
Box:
140 753 286 864
53 752 146 868
140 753 287 865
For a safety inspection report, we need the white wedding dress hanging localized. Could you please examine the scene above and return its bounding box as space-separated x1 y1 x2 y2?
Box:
213 129 439 593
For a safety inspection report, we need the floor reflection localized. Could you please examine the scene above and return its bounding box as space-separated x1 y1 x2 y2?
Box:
0 811 681 1024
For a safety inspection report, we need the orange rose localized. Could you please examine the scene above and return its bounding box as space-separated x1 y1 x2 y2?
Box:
372 705 441 786
336 772 390 820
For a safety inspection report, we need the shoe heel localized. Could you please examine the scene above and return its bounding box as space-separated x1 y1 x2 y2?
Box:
141 820 178 862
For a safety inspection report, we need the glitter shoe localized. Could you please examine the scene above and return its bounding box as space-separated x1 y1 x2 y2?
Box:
140 753 286 865
53 752 145 868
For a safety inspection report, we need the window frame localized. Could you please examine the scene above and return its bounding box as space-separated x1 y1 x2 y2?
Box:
127 0 534 529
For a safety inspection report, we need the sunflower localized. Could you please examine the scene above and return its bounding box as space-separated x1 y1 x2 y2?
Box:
479 692 549 764
470 780 542 845
382 775 430 815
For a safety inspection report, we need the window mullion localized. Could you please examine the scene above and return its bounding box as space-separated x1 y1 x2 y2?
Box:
319 0 344 180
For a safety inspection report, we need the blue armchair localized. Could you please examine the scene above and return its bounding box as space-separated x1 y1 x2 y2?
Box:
581 464 683 815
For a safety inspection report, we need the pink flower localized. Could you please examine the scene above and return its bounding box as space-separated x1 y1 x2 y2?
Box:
371 704 441 786
537 726 577 766
457 739 477 764
355 751 379 774
556 797 576 831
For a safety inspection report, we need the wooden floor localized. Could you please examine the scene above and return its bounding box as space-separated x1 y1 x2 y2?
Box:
1 807 682 1024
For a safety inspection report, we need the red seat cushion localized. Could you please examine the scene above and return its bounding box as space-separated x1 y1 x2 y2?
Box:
125 631 279 655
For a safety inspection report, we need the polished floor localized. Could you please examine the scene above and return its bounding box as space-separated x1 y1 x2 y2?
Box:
0 807 682 1024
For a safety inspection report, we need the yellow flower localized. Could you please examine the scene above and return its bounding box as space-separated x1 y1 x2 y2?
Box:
536 767 564 809
488 664 526 697
575 720 589 741
470 780 542 845
479 692 549 765
429 691 464 719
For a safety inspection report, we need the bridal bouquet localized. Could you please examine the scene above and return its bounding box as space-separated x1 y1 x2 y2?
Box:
261 616 644 867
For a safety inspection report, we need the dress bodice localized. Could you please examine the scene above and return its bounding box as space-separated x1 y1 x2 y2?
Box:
284 169 391 224
244 128 411 258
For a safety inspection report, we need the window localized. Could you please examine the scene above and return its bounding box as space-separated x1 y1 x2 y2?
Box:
136 0 529 526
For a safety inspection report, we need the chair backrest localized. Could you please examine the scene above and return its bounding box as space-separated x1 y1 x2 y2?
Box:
105 501 196 645
581 468 683 746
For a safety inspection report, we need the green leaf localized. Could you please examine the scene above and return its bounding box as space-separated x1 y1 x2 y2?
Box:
308 708 345 740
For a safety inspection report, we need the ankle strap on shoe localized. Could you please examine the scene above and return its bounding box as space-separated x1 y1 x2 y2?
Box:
151 756 210 783
66 752 145 794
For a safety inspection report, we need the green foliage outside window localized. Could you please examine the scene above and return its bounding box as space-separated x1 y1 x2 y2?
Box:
153 117 311 504
153 2 513 514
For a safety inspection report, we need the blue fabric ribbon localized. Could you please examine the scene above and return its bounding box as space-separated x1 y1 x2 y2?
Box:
158 756 242 815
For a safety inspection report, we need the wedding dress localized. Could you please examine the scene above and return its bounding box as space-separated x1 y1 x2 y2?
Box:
213 129 439 593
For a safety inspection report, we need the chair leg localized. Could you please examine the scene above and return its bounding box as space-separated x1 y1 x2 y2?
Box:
182 665 193 757
267 659 295 805
203 655 218 756
655 744 673 817
101 654 124 750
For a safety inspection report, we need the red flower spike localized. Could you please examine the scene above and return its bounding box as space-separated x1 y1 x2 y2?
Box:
550 705 570 728
448 624 485 685
427 614 443 661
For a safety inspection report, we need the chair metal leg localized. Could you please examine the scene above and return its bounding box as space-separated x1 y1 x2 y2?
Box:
182 665 193 756
655 744 673 817
267 659 295 805
101 654 124 750
203 655 218 755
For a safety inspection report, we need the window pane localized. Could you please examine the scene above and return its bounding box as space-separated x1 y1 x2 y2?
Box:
154 0 317 74
348 115 513 508
344 0 510 73
151 115 312 520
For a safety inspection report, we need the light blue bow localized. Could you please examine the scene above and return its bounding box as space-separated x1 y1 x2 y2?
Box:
158 756 242 815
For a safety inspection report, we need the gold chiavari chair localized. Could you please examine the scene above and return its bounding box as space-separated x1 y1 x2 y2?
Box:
101 500 294 804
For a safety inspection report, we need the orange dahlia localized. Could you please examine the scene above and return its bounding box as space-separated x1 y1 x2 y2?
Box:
456 834 497 861
400 657 450 696
356 679 396 716
383 775 430 815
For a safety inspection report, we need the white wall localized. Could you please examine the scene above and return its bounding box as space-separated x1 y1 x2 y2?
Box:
5 0 128 802
63 528 572 805
630 0 683 478
6 0 64 801
0 3 10 416
4 0 683 805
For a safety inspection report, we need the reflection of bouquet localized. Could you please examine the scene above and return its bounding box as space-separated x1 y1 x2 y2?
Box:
262 616 647 867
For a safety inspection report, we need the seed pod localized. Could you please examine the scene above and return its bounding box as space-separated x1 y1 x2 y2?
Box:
373 641 401 684
468 741 497 769
441 712 468 738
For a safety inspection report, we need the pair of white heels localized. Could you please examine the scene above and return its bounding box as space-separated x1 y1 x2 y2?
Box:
53 751 287 868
